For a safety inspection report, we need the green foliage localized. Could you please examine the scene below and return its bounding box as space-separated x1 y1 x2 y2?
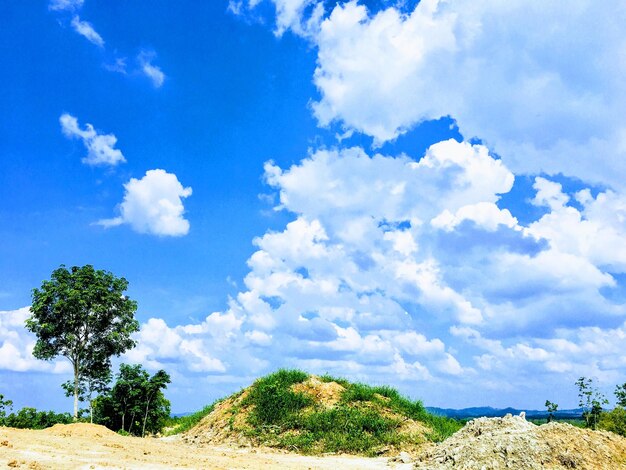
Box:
163 402 219 436
576 376 609 430
545 400 558 422
244 369 312 426
3 407 72 429
239 369 461 455
27 265 139 419
598 407 626 437
94 363 171 437
615 383 626 408
0 394 13 423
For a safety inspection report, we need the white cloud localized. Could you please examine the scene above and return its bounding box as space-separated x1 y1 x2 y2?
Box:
229 0 324 38
48 0 83 11
527 178 626 273
275 0 626 190
15 135 622 404
0 308 71 374
97 169 193 237
70 15 104 48
312 0 457 145
59 113 126 166
125 317 228 373
138 51 165 88
103 57 128 74
431 202 519 232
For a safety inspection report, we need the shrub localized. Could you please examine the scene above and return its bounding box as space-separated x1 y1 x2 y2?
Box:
598 407 626 437
4 407 72 429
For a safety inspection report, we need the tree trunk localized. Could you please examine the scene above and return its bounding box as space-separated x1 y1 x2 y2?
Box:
73 363 79 420
142 395 152 437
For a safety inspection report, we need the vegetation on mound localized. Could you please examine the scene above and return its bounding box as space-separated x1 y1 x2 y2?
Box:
163 402 220 436
186 369 462 456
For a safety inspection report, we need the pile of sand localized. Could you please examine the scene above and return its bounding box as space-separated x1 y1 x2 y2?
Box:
42 422 119 439
415 413 626 469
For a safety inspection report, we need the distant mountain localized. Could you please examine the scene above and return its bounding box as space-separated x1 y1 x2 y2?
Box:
426 406 584 420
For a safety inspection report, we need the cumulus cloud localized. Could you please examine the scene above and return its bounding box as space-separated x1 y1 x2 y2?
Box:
48 0 83 11
97 169 192 237
245 0 626 190
60 113 125 166
138 51 165 88
229 0 324 38
0 308 71 374
124 139 626 401
13 134 626 403
70 15 104 48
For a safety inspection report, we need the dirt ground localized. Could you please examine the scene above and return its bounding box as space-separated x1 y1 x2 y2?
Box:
0 423 412 469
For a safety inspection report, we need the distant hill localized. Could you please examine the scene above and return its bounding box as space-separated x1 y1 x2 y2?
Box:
426 406 583 420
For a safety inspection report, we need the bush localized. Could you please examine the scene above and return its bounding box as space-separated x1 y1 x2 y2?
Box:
3 407 72 429
598 407 626 437
93 364 171 437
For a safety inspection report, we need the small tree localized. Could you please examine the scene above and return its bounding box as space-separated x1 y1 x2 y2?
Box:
94 364 171 437
545 400 558 423
576 376 609 430
615 383 626 408
0 394 13 425
27 265 139 419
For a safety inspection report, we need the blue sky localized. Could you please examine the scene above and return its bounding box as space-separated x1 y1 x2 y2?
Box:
2 0 626 414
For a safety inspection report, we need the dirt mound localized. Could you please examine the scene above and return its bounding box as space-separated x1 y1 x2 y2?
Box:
42 422 120 439
182 373 433 455
183 389 252 447
415 414 626 469
183 377 352 447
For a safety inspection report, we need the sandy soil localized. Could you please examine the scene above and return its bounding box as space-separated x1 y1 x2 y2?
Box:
0 423 412 469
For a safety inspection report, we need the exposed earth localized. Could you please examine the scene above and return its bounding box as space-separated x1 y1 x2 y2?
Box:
0 423 399 469
2 414 626 469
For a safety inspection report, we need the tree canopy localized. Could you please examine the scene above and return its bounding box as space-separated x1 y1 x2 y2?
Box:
26 264 139 419
95 363 171 437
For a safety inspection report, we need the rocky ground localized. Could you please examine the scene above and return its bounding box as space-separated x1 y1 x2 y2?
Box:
415 414 626 469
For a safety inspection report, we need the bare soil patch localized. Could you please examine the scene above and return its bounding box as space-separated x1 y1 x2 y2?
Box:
0 423 396 469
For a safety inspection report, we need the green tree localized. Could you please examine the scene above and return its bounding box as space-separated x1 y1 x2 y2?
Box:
576 376 609 429
0 394 13 425
4 407 72 429
94 364 171 437
598 406 626 437
615 383 626 408
26 265 139 419
545 400 558 423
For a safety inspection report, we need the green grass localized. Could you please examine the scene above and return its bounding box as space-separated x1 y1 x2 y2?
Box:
162 369 463 454
239 369 462 455
163 401 220 436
